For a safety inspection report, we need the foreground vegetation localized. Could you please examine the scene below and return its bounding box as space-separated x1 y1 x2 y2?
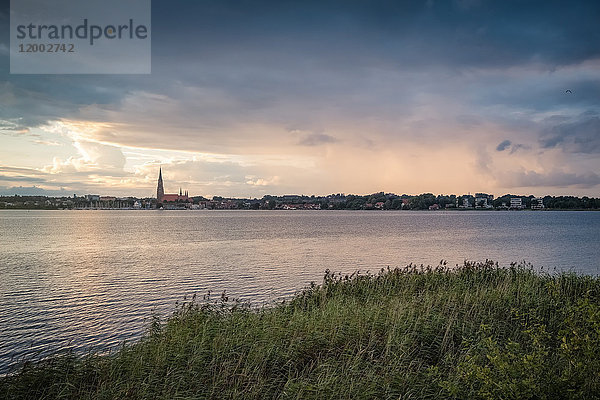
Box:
2 261 599 399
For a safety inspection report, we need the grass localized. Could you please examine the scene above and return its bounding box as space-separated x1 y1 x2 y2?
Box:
1 260 599 399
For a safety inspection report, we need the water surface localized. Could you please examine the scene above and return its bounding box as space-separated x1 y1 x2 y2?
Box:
1 210 598 373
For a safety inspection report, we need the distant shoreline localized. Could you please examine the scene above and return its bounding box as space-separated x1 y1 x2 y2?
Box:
1 208 600 212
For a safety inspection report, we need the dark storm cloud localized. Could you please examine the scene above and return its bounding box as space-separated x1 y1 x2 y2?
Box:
0 82 85 131
496 140 511 151
151 0 600 69
1 0 599 129
496 140 529 154
540 112 600 154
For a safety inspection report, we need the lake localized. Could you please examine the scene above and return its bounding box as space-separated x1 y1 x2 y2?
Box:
0 209 598 373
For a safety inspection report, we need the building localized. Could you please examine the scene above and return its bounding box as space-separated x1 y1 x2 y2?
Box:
510 197 523 209
157 167 164 203
156 167 192 207
161 188 190 203
531 197 545 210
474 193 494 209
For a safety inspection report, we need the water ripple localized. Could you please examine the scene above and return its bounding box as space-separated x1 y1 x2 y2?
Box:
1 210 599 373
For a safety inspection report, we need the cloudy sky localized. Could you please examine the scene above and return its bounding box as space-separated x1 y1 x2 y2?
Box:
1 0 599 198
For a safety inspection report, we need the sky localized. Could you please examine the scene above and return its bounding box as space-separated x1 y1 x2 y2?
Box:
0 0 599 198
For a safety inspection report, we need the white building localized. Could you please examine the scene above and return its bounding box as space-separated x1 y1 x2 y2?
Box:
510 197 523 209
531 197 545 210
475 193 494 209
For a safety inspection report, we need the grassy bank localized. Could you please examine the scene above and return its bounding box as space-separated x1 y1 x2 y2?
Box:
2 261 599 399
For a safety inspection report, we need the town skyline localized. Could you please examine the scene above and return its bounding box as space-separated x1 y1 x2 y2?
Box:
3 163 600 200
3 189 599 211
2 166 598 211
4 155 598 209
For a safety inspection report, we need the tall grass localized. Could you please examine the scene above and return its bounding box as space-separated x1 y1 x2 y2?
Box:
1 261 599 399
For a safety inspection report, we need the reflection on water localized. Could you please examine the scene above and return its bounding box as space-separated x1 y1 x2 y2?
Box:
0 210 598 372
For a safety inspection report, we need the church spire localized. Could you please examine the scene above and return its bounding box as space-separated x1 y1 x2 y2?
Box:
156 167 164 205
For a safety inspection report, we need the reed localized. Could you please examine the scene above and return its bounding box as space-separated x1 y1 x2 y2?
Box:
2 261 599 399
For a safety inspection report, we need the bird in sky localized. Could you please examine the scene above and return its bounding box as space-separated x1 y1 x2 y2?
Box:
565 89 572 94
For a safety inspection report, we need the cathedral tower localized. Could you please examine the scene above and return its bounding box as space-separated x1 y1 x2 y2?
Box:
157 167 164 204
